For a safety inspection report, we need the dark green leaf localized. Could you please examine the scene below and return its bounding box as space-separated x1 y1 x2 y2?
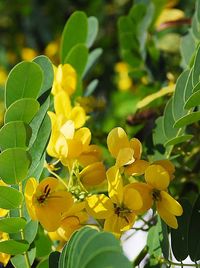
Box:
64 44 88 78
0 186 23 209
184 89 200 109
0 239 29 254
171 199 192 261
49 251 60 268
0 121 32 151
174 111 200 128
0 217 26 233
0 148 31 184
33 56 54 96
5 61 43 108
84 79 99 96
164 98 178 139
60 11 88 63
86 16 98 48
192 44 200 86
35 226 52 258
4 98 40 124
188 194 200 261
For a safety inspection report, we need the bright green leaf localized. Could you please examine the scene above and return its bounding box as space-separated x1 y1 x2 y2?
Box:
5 61 43 108
0 121 32 151
24 220 38 244
60 11 88 63
0 186 23 210
11 247 36 268
0 217 26 233
0 148 31 184
64 44 88 78
4 98 40 124
0 239 29 255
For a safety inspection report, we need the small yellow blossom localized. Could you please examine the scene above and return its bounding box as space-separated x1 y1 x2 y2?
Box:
52 64 77 96
0 67 7 85
45 40 59 62
25 177 74 231
86 166 143 236
21 47 38 61
79 162 106 188
115 62 132 91
126 164 183 228
107 127 149 175
0 232 10 267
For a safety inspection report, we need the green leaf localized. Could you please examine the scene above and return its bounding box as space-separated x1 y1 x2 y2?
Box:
5 61 43 108
164 98 178 139
171 199 192 261
27 114 51 177
164 134 193 147
0 239 29 254
5 98 40 124
188 194 200 261
173 111 200 128
180 31 196 67
0 148 31 184
172 70 189 121
184 68 194 102
58 227 131 268
153 116 167 145
86 16 98 48
37 258 49 268
0 121 32 151
11 247 36 268
83 48 103 78
0 217 26 233
84 79 99 96
0 186 23 209
196 0 200 23
64 44 88 78
147 226 162 258
24 220 38 244
35 226 52 258
184 89 200 109
33 55 54 96
60 11 88 63
192 44 200 86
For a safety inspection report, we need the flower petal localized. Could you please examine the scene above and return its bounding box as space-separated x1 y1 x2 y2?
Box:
124 160 150 176
54 91 71 117
69 106 86 129
74 127 91 151
86 194 114 219
123 188 143 211
78 144 102 166
145 164 170 190
154 160 175 180
60 120 75 139
80 162 106 187
116 148 134 167
157 202 178 229
25 177 38 220
107 127 130 158
107 166 123 205
129 138 142 160
160 191 183 216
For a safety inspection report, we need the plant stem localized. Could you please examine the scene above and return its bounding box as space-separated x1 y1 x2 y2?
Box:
19 182 31 268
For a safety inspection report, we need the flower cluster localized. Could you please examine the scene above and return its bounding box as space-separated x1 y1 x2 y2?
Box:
24 63 183 247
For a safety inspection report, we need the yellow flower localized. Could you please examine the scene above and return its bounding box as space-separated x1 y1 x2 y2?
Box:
58 201 88 241
0 67 7 85
107 127 149 175
86 166 143 236
0 180 8 217
21 47 38 61
77 144 103 167
115 62 132 91
25 177 74 231
52 64 77 96
126 164 183 229
44 40 59 61
0 232 10 267
79 162 106 188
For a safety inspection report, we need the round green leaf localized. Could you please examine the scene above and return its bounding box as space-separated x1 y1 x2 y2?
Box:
5 61 43 108
171 199 192 261
0 239 29 254
86 16 99 48
33 56 54 96
11 247 36 268
24 220 38 244
0 217 26 233
60 11 88 63
188 194 200 261
64 44 88 78
4 98 40 124
0 148 31 184
0 121 32 151
0 186 23 209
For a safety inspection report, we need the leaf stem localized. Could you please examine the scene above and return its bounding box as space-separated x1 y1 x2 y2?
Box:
19 182 31 268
